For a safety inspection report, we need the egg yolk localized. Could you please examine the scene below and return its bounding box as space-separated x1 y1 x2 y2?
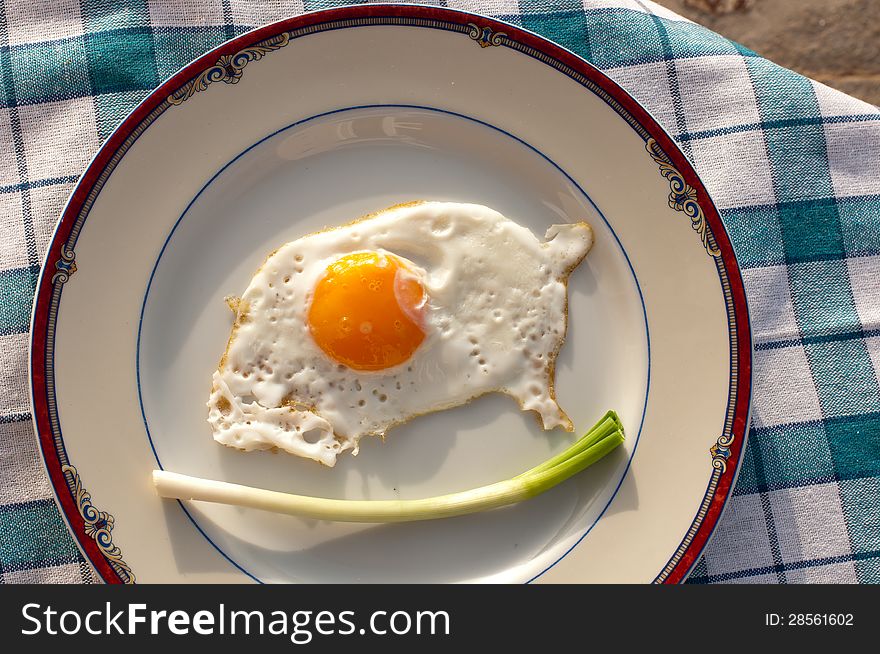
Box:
308 251 427 371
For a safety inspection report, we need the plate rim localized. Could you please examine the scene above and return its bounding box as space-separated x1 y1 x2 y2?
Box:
29 3 753 584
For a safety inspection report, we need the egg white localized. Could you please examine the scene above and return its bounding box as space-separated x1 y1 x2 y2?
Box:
208 201 593 466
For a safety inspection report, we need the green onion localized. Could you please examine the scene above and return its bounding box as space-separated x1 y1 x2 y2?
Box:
152 410 624 523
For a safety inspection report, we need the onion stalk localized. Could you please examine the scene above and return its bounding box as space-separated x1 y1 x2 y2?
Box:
152 410 624 523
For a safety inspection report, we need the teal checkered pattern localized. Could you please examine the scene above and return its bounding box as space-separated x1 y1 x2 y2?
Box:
1 0 878 583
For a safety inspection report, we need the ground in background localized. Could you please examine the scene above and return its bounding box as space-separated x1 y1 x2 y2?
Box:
655 0 879 106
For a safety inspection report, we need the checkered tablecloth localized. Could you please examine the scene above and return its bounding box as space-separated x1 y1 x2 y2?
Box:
1 0 878 584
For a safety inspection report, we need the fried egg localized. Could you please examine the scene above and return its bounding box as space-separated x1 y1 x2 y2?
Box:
208 201 593 466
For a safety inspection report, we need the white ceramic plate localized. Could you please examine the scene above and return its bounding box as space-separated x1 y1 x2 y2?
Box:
31 5 752 583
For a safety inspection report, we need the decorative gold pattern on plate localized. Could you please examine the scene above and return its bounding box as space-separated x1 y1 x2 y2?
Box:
51 244 76 285
168 33 291 106
710 438 733 473
467 23 506 47
62 464 135 584
646 138 721 257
